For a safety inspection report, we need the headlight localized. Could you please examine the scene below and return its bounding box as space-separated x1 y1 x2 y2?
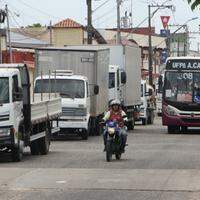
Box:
0 128 10 136
108 127 115 135
164 105 179 116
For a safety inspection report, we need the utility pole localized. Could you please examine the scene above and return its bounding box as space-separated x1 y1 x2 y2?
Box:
148 5 153 86
148 4 173 86
116 0 122 44
5 5 12 63
87 0 92 44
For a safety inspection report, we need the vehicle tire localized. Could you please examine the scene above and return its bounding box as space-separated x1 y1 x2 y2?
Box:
127 120 134 130
106 141 112 162
147 112 154 124
115 153 121 160
38 128 50 155
81 129 89 140
142 118 147 125
168 126 180 134
11 146 23 162
181 126 188 133
30 140 40 155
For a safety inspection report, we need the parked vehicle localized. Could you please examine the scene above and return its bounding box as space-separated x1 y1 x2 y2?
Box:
0 64 61 161
104 120 125 162
140 80 155 125
162 57 200 133
35 47 109 136
35 70 99 140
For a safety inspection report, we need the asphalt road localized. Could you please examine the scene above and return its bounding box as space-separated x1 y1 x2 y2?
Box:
1 118 200 200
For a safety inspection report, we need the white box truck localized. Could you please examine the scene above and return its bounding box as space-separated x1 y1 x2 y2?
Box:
64 45 141 130
35 47 109 137
0 64 61 162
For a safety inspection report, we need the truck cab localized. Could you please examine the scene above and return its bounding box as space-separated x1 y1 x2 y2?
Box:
0 68 23 147
34 70 92 140
109 65 126 104
140 80 155 125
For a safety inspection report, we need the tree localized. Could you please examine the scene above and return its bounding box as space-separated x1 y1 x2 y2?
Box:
27 23 42 28
187 0 200 10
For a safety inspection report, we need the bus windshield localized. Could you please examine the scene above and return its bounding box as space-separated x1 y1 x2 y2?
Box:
164 71 200 104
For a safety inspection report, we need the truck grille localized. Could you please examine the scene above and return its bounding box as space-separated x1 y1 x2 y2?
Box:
62 107 87 117
0 114 9 122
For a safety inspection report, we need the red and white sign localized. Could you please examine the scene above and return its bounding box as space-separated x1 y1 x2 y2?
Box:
160 16 170 29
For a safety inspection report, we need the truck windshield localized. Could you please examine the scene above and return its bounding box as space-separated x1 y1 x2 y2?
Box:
0 77 9 104
164 71 200 103
35 79 85 98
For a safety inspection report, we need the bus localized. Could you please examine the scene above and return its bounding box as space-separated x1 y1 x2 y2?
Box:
162 57 200 133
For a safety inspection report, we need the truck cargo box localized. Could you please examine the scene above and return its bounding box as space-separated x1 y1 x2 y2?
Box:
35 47 109 116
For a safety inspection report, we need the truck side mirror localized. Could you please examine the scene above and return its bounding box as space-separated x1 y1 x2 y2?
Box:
94 85 99 95
13 87 23 101
148 89 153 96
121 71 127 84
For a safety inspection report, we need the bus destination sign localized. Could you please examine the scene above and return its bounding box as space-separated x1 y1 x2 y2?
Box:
166 59 200 70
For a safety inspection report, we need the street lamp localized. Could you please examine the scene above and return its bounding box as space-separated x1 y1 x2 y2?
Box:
148 4 174 87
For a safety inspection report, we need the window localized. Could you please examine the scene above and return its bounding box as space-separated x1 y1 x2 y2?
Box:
0 77 9 103
35 79 85 99
109 73 115 89
12 75 19 102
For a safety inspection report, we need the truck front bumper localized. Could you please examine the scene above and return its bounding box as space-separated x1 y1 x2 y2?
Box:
53 118 88 130
0 136 13 148
163 112 200 127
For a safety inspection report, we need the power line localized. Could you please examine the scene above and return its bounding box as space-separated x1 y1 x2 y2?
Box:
17 0 60 20
9 10 48 38
93 5 117 22
93 0 111 13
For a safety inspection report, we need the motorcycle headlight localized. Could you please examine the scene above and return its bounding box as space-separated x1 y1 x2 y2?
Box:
164 105 179 116
108 127 115 135
0 128 10 137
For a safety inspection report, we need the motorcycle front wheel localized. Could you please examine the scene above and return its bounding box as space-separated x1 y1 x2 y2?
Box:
106 140 112 162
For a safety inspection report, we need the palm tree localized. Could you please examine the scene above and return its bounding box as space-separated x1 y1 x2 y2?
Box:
187 0 200 10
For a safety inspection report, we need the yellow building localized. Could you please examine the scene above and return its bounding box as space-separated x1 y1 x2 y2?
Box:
52 18 84 46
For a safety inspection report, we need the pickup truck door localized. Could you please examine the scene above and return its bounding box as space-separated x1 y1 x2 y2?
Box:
12 75 23 131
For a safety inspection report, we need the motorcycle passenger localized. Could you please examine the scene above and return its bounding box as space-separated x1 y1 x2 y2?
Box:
102 99 128 152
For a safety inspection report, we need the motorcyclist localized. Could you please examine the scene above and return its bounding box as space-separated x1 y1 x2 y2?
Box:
102 99 128 152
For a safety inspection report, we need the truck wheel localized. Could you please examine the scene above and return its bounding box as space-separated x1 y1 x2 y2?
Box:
147 112 154 124
30 140 40 155
38 128 50 155
127 120 134 130
168 126 180 134
81 129 89 140
11 146 23 162
142 118 147 125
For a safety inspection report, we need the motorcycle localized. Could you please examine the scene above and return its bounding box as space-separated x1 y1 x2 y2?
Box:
104 120 125 162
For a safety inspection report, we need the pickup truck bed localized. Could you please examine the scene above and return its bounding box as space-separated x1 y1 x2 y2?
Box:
31 94 61 124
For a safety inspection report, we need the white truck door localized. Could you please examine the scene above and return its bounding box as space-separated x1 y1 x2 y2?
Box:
12 75 23 132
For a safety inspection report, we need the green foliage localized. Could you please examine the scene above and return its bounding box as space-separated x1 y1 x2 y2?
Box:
27 23 42 28
187 0 200 10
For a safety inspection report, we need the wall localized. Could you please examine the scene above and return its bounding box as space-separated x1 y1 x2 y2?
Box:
52 28 84 46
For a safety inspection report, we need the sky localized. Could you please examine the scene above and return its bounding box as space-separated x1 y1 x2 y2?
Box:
1 0 200 50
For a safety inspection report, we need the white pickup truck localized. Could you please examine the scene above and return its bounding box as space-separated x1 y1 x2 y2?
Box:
0 64 61 162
